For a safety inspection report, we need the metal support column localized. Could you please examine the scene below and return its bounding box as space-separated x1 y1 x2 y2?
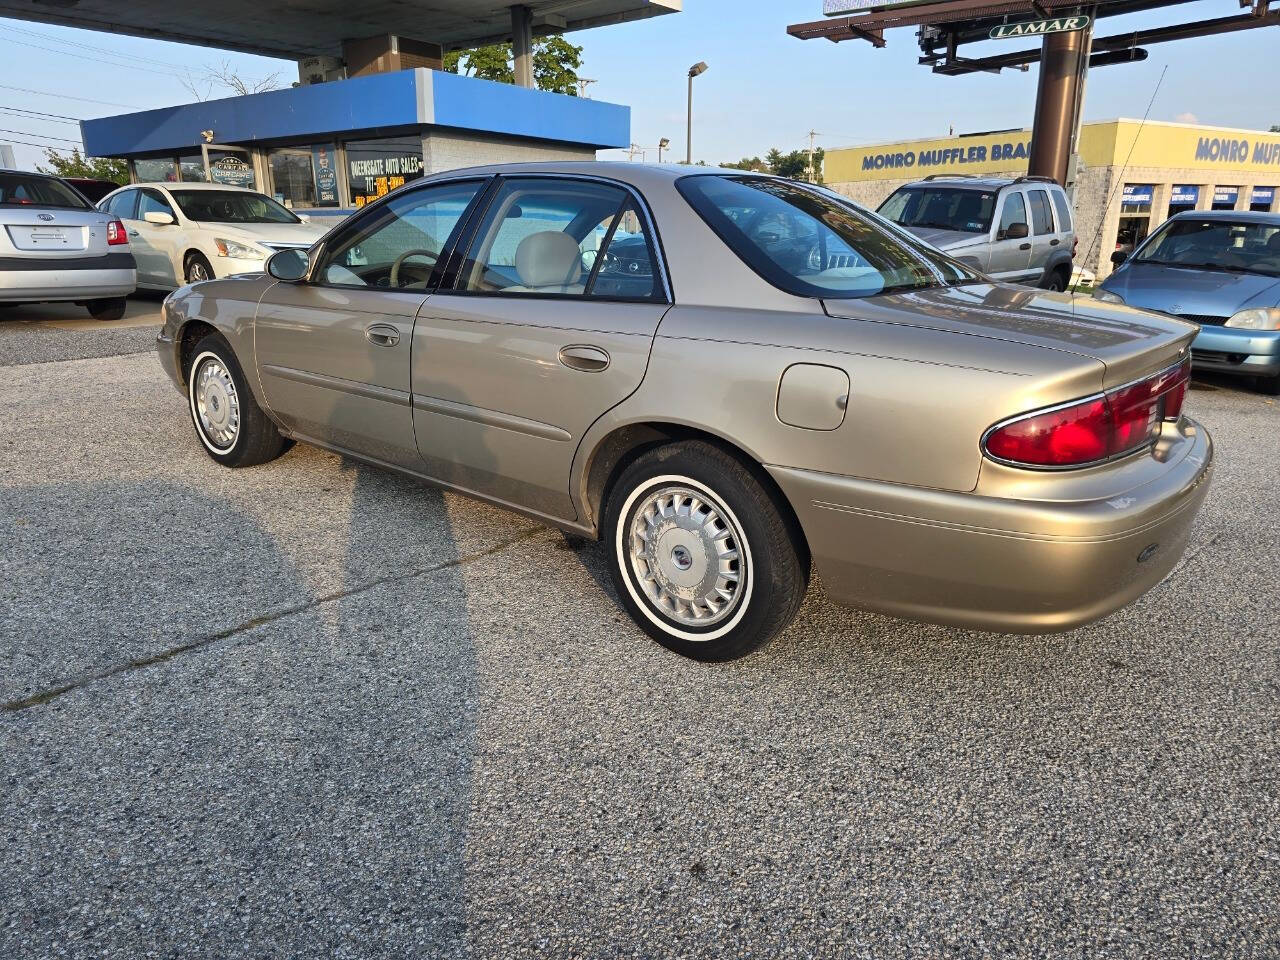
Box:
1027 27 1088 185
511 5 534 89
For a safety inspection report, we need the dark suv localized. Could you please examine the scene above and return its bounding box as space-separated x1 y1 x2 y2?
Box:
877 175 1076 291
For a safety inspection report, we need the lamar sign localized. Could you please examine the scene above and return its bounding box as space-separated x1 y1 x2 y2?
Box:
989 16 1090 40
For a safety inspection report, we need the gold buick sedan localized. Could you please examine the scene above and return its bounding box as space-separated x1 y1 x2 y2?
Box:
157 163 1212 660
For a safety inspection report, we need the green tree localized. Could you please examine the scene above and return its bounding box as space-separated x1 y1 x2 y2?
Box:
445 36 583 95
35 147 128 184
1272 124 1280 133
722 156 768 172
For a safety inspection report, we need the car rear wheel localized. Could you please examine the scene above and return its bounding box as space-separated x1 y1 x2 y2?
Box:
605 440 809 661
185 253 214 284
187 332 290 467
86 297 126 322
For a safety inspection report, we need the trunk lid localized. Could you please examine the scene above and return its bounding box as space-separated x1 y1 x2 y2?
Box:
823 283 1198 388
1 207 112 258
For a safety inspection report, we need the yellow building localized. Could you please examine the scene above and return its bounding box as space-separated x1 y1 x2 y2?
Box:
825 119 1280 281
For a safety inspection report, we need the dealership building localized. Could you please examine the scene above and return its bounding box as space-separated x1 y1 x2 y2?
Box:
825 119 1280 281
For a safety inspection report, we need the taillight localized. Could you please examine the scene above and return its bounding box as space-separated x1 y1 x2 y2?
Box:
983 357 1190 468
106 220 128 245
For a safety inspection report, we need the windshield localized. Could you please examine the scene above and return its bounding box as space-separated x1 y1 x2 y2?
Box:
169 190 300 224
1136 217 1280 277
876 186 997 235
678 175 982 299
0 173 91 210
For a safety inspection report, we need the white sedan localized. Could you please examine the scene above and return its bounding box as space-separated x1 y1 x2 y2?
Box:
97 182 330 289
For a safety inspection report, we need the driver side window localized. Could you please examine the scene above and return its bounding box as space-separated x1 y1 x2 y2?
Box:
997 191 1028 238
317 180 482 289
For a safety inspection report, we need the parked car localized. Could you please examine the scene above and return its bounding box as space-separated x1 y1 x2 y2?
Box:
63 177 124 205
157 164 1211 660
876 175 1076 291
1097 210 1280 394
97 182 329 290
0 169 135 320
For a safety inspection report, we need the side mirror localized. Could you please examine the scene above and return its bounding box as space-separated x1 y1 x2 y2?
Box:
296 213 311 223
266 248 309 282
1111 250 1129 266
143 210 175 226
1003 221 1029 240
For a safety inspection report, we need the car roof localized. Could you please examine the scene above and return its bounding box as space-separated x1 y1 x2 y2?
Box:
0 168 65 179
127 182 259 192
414 161 786 193
897 176 1061 191
1164 209 1280 224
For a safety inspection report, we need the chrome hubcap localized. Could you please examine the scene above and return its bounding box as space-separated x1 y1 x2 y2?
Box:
627 485 746 628
194 358 239 449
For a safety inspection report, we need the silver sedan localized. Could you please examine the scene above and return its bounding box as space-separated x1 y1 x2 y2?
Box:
157 163 1211 660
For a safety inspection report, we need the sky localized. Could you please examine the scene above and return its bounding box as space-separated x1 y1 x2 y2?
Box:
1 1 1277 172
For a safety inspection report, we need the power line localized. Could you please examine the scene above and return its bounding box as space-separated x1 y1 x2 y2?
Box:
0 127 82 144
1 22 191 71
0 36 190 80
0 105 83 125
0 136 74 152
0 83 138 109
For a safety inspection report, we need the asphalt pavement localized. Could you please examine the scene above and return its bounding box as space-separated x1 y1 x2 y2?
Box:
1 307 1277 958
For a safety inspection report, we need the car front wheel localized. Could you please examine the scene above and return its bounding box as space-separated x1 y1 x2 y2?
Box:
605 440 809 661
185 253 214 284
187 332 291 467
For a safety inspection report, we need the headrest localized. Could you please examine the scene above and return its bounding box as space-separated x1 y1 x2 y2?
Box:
514 231 582 288
1267 232 1280 253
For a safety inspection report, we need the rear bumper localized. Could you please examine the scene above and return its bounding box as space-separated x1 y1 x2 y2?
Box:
767 418 1213 633
1191 325 1280 377
0 258 136 302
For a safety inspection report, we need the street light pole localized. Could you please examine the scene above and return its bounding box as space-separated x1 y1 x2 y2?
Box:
658 137 670 163
686 61 708 165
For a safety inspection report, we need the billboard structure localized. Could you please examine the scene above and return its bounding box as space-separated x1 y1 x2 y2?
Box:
787 0 1280 186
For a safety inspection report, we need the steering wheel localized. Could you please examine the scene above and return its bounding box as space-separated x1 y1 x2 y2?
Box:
389 249 438 288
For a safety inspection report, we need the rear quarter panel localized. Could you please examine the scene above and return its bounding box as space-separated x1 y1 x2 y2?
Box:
572 305 1105 519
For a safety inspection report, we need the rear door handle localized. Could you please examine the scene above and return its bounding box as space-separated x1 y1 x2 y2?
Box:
559 344 610 372
1019 242 1032 251
365 323 400 347
1050 238 1061 246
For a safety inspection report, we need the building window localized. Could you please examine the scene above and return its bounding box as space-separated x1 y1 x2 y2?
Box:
1118 184 1154 254
269 145 340 208
133 157 177 183
1212 186 1240 211
1168 185 1199 217
178 155 206 182
1252 187 1276 213
345 136 424 208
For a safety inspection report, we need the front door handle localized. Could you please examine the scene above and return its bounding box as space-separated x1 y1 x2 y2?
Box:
365 323 400 347
1019 242 1032 251
1049 238 1061 246
559 344 610 372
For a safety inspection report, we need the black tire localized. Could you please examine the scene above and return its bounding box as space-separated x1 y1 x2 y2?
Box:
186 332 291 467
185 252 214 284
604 440 809 661
87 297 127 321
1043 267 1069 292
1257 373 1280 396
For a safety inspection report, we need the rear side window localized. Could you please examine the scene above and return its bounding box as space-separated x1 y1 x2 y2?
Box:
1028 189 1054 235
456 177 664 301
1050 189 1073 232
679 174 980 299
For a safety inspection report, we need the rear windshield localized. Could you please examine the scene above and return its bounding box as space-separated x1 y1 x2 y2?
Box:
677 175 981 299
0 173 91 210
1136 218 1280 277
169 190 300 224
876 186 997 234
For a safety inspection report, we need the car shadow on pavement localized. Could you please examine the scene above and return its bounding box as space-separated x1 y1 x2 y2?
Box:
0 469 481 957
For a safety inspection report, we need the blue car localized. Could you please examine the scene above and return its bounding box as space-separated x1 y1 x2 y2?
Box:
1097 210 1280 394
